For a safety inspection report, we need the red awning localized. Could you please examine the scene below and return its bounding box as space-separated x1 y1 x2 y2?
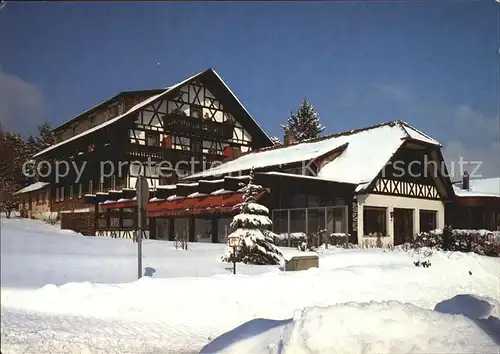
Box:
100 200 137 210
99 192 246 217
148 192 244 217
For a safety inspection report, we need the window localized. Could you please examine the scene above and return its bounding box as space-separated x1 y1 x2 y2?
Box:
110 105 119 117
363 207 387 236
191 139 202 153
89 180 93 194
419 210 437 233
56 188 60 202
190 106 203 119
195 218 212 243
78 184 83 199
159 174 176 186
69 185 73 200
60 187 65 201
146 131 160 146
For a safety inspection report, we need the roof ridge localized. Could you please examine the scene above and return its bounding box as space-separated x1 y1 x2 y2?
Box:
399 120 440 145
221 120 403 164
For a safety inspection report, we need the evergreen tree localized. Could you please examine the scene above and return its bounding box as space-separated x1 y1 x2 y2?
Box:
0 132 24 216
221 168 283 265
0 123 54 215
281 97 325 142
29 122 54 153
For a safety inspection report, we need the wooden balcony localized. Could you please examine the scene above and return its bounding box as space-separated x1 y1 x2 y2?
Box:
126 143 227 167
128 144 167 161
163 113 233 139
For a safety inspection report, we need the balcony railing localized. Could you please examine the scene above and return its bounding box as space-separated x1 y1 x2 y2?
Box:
163 113 233 139
127 143 199 163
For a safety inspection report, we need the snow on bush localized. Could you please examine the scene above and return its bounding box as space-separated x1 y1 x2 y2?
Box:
412 226 500 257
201 298 500 354
221 169 283 265
40 211 59 225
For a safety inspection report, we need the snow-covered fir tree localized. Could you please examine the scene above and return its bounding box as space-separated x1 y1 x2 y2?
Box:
281 97 325 142
221 168 283 265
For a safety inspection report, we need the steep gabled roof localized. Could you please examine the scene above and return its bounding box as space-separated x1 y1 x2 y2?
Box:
185 120 441 185
34 68 272 158
52 89 165 132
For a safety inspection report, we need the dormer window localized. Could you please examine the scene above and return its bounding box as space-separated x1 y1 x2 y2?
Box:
191 106 202 119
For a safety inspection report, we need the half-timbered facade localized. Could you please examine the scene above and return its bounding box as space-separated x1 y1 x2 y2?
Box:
31 68 273 233
96 120 455 246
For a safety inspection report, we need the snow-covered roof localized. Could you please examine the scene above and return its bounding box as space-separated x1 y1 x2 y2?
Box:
453 177 500 198
13 182 50 195
157 185 177 190
33 90 167 157
33 70 201 158
186 120 441 185
34 68 270 158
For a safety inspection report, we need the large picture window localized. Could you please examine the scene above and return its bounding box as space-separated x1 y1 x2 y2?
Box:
363 206 387 236
419 210 437 233
195 218 212 243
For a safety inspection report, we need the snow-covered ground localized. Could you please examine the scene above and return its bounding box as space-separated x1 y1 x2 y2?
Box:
1 217 499 353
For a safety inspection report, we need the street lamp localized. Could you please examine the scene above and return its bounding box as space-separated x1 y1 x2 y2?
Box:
228 235 242 275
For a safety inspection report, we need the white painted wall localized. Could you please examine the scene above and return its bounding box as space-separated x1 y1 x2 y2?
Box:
356 193 445 247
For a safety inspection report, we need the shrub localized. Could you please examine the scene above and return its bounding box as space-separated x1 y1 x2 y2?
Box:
412 227 500 257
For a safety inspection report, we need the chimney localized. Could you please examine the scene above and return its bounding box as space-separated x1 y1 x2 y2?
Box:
283 130 296 145
462 170 470 190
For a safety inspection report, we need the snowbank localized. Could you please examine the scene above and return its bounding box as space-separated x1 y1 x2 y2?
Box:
202 298 500 354
1 218 499 353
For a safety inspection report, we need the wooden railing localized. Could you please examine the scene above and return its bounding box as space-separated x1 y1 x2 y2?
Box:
163 113 233 139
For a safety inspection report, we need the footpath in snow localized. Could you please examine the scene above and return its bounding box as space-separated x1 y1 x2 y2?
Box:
1 217 499 353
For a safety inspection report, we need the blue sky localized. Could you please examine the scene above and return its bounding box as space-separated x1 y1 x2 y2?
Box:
1 1 499 177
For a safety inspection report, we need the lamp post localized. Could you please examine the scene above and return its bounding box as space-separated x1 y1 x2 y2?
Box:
228 235 241 275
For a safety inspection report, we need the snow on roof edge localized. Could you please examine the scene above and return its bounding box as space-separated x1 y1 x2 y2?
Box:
211 69 273 143
262 171 357 185
13 182 50 195
400 122 441 146
452 177 500 198
33 69 208 158
185 120 409 180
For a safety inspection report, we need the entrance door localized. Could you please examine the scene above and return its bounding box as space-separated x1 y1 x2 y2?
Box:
393 208 414 245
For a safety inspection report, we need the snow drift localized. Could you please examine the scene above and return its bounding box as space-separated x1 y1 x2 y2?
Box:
201 297 500 354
